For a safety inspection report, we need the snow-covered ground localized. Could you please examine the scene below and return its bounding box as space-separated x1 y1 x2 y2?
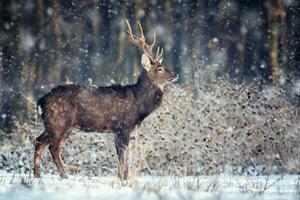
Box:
0 171 299 200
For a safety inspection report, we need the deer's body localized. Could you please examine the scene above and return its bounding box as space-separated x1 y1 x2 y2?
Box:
38 71 163 135
34 20 177 180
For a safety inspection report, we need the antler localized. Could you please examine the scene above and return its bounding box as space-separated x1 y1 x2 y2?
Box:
155 46 163 62
126 20 163 61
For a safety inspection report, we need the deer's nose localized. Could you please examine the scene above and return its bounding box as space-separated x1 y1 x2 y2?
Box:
169 74 179 82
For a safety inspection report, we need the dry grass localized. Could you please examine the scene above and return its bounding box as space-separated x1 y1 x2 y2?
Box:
128 78 300 176
0 77 299 177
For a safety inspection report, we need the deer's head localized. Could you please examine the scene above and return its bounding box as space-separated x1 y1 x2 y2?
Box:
126 20 178 87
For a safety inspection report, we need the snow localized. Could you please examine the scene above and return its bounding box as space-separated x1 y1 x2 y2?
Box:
0 171 299 200
20 31 35 53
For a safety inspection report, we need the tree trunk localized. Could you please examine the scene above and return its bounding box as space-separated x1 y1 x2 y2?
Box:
267 0 286 85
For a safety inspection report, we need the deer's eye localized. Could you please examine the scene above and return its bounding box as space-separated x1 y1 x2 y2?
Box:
157 67 164 72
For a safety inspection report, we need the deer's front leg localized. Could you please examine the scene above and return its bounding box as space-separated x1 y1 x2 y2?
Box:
115 132 130 181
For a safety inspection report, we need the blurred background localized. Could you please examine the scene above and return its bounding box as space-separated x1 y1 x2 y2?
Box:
0 0 300 137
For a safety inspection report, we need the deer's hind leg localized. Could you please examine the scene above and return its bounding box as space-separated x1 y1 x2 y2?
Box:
48 131 70 179
34 131 50 178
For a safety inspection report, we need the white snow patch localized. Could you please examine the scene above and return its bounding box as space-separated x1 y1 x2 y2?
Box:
0 171 299 200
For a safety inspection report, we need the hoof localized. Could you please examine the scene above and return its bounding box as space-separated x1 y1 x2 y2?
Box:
34 175 41 178
34 172 41 178
120 180 128 186
118 174 128 182
60 172 68 179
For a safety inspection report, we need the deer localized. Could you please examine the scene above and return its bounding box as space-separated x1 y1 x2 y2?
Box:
33 20 178 180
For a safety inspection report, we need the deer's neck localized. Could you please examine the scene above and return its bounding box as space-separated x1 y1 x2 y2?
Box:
134 70 163 115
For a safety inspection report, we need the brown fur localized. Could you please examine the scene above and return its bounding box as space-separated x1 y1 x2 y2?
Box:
34 65 177 180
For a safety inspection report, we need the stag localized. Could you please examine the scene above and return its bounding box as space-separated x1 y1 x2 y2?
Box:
34 20 178 180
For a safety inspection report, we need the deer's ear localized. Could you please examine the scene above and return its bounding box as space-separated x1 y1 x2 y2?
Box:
141 54 152 71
